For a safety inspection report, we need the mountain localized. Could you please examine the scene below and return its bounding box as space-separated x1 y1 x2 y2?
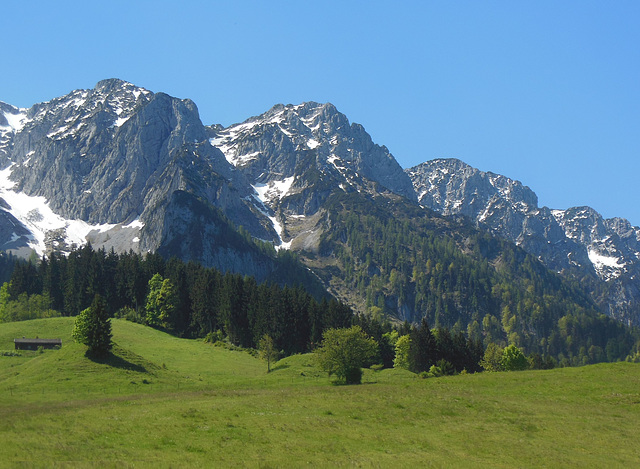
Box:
0 79 295 282
407 158 640 325
204 101 639 362
206 101 415 250
1 79 639 358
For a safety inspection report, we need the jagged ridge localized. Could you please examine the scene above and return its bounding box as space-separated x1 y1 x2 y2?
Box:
407 158 640 325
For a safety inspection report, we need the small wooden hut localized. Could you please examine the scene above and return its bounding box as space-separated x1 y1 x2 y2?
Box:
14 338 62 350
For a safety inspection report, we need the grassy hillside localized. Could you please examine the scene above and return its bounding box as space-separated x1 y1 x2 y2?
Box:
0 318 270 400
1 318 639 467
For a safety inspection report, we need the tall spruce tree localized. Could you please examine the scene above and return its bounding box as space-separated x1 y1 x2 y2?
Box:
409 318 437 373
72 294 112 358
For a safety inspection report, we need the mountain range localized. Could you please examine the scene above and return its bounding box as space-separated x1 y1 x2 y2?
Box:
1 79 639 331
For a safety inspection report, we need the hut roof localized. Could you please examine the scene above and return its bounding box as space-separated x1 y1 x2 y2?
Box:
14 338 62 345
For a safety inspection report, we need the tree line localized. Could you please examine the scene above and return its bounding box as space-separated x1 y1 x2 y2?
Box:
1 246 355 355
2 234 638 369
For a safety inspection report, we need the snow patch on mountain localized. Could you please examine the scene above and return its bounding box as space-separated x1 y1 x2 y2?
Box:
209 123 264 166
0 165 116 255
125 219 144 229
327 154 345 171
588 248 625 280
250 177 295 249
1 108 30 133
0 106 30 155
252 177 295 204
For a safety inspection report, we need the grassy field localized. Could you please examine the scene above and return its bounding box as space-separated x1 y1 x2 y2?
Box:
1 318 639 467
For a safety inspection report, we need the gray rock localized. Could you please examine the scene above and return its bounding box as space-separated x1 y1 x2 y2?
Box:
208 101 417 249
0 79 276 273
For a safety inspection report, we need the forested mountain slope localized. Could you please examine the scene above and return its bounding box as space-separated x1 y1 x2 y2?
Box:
299 190 635 363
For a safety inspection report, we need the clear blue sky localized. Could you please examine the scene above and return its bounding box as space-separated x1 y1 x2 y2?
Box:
3 1 639 225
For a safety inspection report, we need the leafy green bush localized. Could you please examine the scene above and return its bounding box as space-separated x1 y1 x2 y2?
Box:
0 284 61 323
393 334 411 369
480 343 504 372
437 359 456 376
315 326 377 385
203 330 225 344
115 306 143 323
501 344 529 371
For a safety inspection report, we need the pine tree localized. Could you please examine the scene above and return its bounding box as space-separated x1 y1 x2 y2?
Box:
409 318 437 373
72 294 112 358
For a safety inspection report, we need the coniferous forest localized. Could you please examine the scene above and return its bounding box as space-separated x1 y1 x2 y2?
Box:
1 236 639 370
0 246 488 371
1 246 355 356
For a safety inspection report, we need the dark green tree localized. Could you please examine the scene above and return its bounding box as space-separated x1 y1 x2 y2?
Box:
72 294 112 357
409 318 437 373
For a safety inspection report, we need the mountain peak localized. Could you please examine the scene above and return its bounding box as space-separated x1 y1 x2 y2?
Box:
0 101 21 116
209 100 416 201
95 78 140 93
408 158 539 213
411 157 469 170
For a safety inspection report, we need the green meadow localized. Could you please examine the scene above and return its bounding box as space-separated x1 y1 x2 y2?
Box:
1 318 639 467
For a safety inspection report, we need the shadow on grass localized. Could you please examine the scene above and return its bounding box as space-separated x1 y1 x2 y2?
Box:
270 363 291 372
330 381 377 386
87 350 148 373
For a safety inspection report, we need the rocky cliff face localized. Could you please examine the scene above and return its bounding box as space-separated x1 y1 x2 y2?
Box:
208 102 416 250
209 102 415 199
209 102 415 250
407 158 640 324
0 80 418 283
0 79 275 276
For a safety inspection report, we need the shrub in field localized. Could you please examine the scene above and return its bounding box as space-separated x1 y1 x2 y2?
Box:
258 334 279 372
315 326 377 385
501 344 529 371
429 359 456 377
480 343 504 372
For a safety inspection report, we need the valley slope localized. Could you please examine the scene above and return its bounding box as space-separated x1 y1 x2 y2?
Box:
1 318 639 467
